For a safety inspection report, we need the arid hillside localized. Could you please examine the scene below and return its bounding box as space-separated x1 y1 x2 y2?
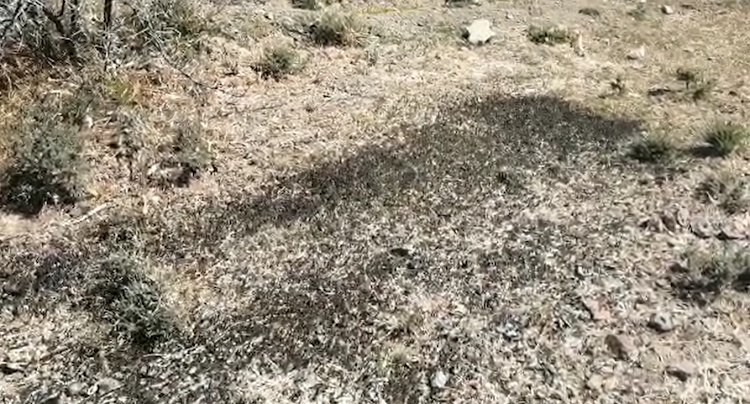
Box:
1 0 750 403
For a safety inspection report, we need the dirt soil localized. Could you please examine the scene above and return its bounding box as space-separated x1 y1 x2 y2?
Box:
2 0 750 403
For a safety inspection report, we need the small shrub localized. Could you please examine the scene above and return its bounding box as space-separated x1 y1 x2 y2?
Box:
695 172 750 214
152 119 213 187
124 0 210 56
0 104 84 216
628 135 676 163
86 255 177 348
253 45 304 80
308 12 366 47
670 247 750 305
703 122 749 157
527 25 571 45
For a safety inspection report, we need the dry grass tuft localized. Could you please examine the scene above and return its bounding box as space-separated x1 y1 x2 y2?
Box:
627 134 677 164
670 246 750 305
308 11 366 47
694 171 750 214
253 45 305 80
701 121 749 157
527 25 571 45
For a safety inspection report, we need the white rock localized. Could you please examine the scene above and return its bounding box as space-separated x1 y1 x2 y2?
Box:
627 46 646 60
431 370 449 389
661 5 675 14
464 19 496 46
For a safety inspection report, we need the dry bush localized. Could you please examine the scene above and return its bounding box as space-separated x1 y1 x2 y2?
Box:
308 11 366 47
671 247 750 305
627 134 677 164
702 121 749 157
253 45 305 80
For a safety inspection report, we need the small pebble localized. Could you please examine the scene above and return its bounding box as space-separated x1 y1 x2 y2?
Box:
67 381 87 397
97 377 121 394
605 334 636 360
648 312 676 333
661 5 675 14
666 362 694 381
431 370 449 389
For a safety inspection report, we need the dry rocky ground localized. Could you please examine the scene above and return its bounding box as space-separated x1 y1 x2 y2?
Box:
1 0 750 403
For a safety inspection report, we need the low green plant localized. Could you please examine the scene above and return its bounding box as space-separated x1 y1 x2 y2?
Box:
0 102 85 216
703 121 749 157
254 46 305 80
308 11 366 47
627 135 676 163
671 247 750 305
86 255 177 348
527 25 571 45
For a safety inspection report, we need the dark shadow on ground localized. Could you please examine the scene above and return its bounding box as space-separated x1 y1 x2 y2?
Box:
4 94 646 403
113 94 644 260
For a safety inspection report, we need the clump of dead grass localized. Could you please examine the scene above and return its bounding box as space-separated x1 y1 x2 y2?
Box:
628 134 677 164
308 11 366 47
670 246 750 305
694 171 750 214
0 96 85 216
702 121 749 157
123 0 212 58
527 25 571 45
253 45 305 80
150 118 213 187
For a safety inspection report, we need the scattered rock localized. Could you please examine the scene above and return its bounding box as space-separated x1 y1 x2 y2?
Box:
431 370 449 389
605 334 636 360
585 374 604 391
627 46 646 60
660 211 679 232
581 297 611 322
718 221 747 240
648 312 676 333
640 214 666 232
463 19 496 46
674 207 690 228
96 377 121 394
661 5 675 14
0 362 25 374
666 362 695 381
67 382 87 397
690 219 716 238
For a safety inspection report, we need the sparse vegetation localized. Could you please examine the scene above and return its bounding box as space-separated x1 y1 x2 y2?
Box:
670 247 750 305
253 45 305 80
702 121 749 157
308 11 366 46
695 172 750 214
152 118 213 187
85 254 178 349
2 1 750 403
124 0 211 57
628 135 676 163
527 25 571 45
0 98 85 216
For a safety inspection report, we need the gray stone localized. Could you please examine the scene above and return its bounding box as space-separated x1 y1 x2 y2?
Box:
690 219 715 238
605 334 636 360
666 362 694 381
431 370 449 389
97 377 121 394
67 382 87 397
463 19 496 46
661 5 675 14
648 312 676 333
